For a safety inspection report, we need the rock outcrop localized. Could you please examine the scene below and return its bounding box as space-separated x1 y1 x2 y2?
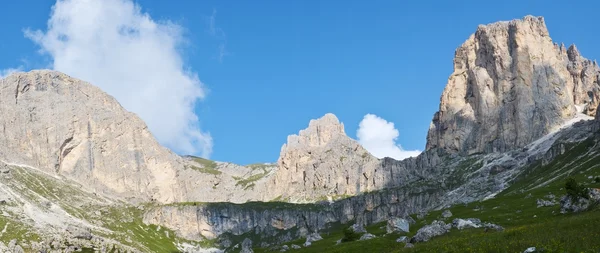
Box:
426 16 600 155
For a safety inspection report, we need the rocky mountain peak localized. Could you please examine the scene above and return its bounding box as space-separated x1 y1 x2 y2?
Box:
426 15 600 155
475 15 548 38
267 113 379 202
284 113 345 149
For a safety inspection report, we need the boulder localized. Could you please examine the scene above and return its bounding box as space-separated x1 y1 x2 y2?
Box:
452 218 481 230
537 199 557 207
396 236 408 243
350 223 367 233
359 233 376 241
386 217 410 233
66 225 93 240
560 189 600 213
483 223 504 232
305 233 322 243
240 238 253 253
441 210 453 218
411 220 451 243
280 245 289 252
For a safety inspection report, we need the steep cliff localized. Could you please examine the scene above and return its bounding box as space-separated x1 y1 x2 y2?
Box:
426 16 600 155
0 70 273 205
0 70 185 203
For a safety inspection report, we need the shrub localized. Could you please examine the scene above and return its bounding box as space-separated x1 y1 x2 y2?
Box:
341 226 360 243
565 177 589 200
594 177 600 183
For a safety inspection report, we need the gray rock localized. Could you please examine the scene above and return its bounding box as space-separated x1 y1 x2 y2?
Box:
483 223 504 232
560 189 600 213
404 243 414 248
524 247 536 253
240 238 253 253
291 244 301 249
452 218 481 230
305 233 322 243
537 198 557 207
66 225 93 240
411 220 451 243
396 236 408 243
404 215 416 224
441 210 452 218
350 223 366 234
280 245 289 252
386 217 409 233
12 245 25 253
359 233 376 241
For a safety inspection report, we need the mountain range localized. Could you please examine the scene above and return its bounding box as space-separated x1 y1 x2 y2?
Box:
0 15 599 253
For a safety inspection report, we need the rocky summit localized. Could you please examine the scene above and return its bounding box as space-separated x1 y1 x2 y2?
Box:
426 16 600 155
1 15 600 253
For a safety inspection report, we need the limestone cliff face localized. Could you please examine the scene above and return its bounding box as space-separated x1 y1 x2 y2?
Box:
426 16 600 155
144 185 444 242
0 70 277 204
0 70 186 203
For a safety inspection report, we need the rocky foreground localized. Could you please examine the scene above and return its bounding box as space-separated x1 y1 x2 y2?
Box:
0 15 599 252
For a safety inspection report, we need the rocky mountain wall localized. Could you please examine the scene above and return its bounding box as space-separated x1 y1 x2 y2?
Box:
426 16 600 155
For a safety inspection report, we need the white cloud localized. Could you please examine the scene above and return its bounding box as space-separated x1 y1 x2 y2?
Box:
0 68 22 79
25 0 212 157
357 114 421 160
206 8 229 63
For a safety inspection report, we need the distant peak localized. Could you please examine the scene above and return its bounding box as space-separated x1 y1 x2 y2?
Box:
283 113 346 149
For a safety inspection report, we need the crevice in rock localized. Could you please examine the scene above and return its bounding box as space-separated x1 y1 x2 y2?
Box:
56 136 74 173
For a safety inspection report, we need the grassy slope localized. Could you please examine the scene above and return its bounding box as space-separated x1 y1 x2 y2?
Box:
257 136 600 253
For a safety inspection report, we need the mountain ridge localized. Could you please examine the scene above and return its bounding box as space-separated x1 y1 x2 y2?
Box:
0 15 599 252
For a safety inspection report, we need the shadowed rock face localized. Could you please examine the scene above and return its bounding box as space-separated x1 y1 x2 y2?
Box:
426 15 600 155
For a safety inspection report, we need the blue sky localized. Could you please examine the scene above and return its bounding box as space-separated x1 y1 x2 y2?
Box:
1 0 599 165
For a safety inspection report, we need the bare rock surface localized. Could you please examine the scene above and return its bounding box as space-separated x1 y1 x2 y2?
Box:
427 16 600 155
265 113 381 202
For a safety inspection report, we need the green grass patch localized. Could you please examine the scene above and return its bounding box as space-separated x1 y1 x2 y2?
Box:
236 172 268 188
187 156 221 175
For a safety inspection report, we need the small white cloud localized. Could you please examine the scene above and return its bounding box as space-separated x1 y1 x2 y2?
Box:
0 68 22 79
357 114 421 160
25 0 212 157
206 8 229 63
